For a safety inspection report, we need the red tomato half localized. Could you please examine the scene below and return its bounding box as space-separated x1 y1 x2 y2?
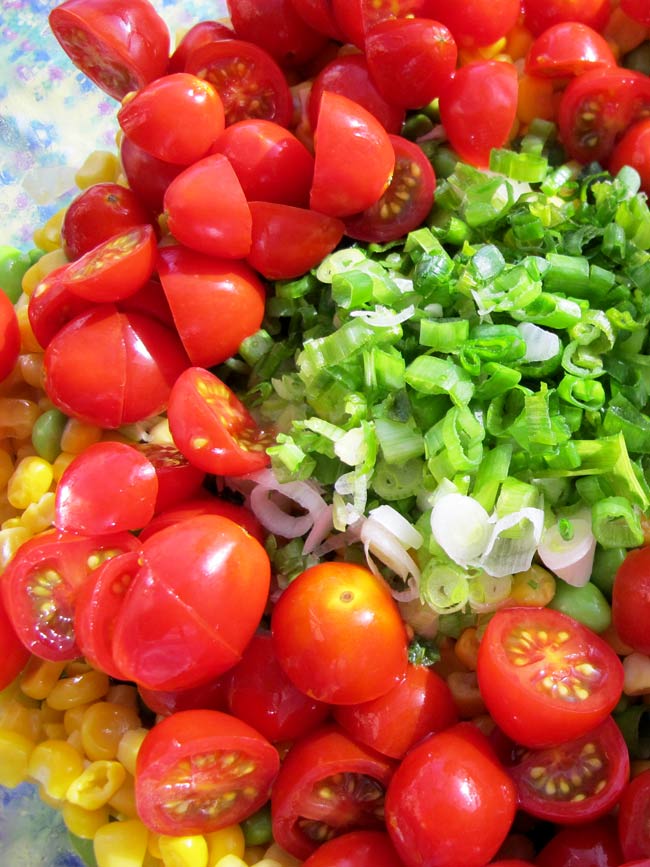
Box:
522 0 612 36
135 709 280 835
138 494 264 545
117 73 225 166
525 22 616 79
157 246 266 368
507 716 629 824
168 367 272 477
331 0 425 48
168 20 235 73
310 91 395 218
612 547 650 655
619 770 650 861
0 592 30 689
476 607 624 749
120 136 183 215
0 291 20 382
609 119 650 196
28 267 95 349
49 0 169 100
135 443 205 515
421 0 521 47
302 831 405 867
290 0 345 41
55 441 158 535
621 0 650 24
227 0 328 67
535 819 623 867
385 724 517 867
271 725 396 859
139 677 228 717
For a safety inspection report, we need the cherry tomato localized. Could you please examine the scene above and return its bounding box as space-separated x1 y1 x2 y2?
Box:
210 119 315 206
612 547 650 655
535 819 624 867
310 91 395 218
558 68 650 165
112 515 270 691
117 73 225 166
157 246 266 368
507 716 629 824
619 769 650 861
163 154 252 259
490 862 535 866
117 278 176 330
61 183 153 261
168 367 271 477
421 0 521 47
364 18 457 110
226 631 330 742
385 724 517 867
344 135 435 243
476 607 624 749
135 709 280 835
621 0 650 24
609 119 650 195
135 443 205 515
139 494 265 545
139 676 228 717
0 290 20 382
28 267 95 348
2 530 139 661
186 39 293 128
522 0 612 36
120 135 183 215
301 831 405 867
525 22 616 79
247 202 344 280
289 0 345 41
439 61 518 168
331 0 425 48
271 724 396 859
227 0 328 67
49 0 169 100
55 441 158 535
333 663 457 759
168 19 235 73
309 55 405 134
0 592 30 690
44 305 189 428
271 562 408 705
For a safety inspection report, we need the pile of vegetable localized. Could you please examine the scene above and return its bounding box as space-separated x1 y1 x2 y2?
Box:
5 1 650 867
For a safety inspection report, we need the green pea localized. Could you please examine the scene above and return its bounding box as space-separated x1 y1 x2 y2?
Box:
431 145 459 180
31 409 68 463
0 246 32 304
591 546 627 598
402 114 434 141
548 580 612 634
241 802 272 847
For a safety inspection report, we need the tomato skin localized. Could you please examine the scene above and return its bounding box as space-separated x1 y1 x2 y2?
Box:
421 0 520 47
247 202 344 280
621 0 650 25
613 546 650 653
226 631 330 742
120 136 183 215
135 709 280 835
535 819 624 867
476 607 624 749
310 91 395 218
439 61 518 168
272 562 408 705
0 291 20 382
333 663 457 759
385 725 517 867
157 246 266 369
619 770 650 861
271 724 396 859
525 22 616 79
289 0 346 41
0 591 30 690
139 677 228 717
48 0 170 100
117 73 225 166
117 279 176 330
609 119 650 196
302 831 406 867
210 119 315 207
522 0 612 36
28 266 95 349
227 0 329 67
139 494 265 545
332 0 426 48
135 443 205 515
168 20 235 74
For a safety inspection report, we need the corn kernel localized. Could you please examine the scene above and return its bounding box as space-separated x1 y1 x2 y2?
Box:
108 773 139 819
148 418 175 446
624 652 650 696
149 834 164 859
39 784 64 809
0 397 41 439
107 683 139 709
53 451 77 481
0 448 14 488
0 693 42 741
47 669 110 711
0 728 35 787
7 455 54 509
21 248 69 295
81 701 142 761
62 800 111 839
32 208 67 253
16 306 43 353
14 441 38 461
117 727 148 776
262 844 301 867
18 353 45 389
43 722 67 739
508 564 556 607
28 739 85 800
67 729 84 752
20 491 55 535
60 418 103 454
206 826 246 867
20 658 66 700
75 151 121 189
241 848 266 866
0 525 31 573
94 818 149 867
249 860 282 867
214 856 247 867
159 835 208 867
67 760 127 809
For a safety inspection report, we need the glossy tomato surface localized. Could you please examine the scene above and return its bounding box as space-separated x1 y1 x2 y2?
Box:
135 443 205 515
522 0 611 35
0 592 30 690
525 22 616 79
120 136 183 214
301 831 406 867
612 546 650 654
138 494 264 545
609 120 650 195
227 0 328 66
619 770 650 861
0 290 20 382
534 819 624 867
168 19 235 73
422 0 521 47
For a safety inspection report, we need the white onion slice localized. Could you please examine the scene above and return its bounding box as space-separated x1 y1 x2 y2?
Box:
361 517 421 583
334 427 367 466
248 473 328 539
537 512 596 586
368 505 423 550
517 322 561 362
479 507 545 578
350 304 416 328
430 494 491 566
302 505 334 555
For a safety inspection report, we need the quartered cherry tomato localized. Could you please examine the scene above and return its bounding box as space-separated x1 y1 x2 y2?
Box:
0 290 20 382
168 19 235 73
525 22 616 79
331 0 424 48
423 0 520 47
0 592 30 690
135 709 280 835
135 443 205 515
138 494 264 545
619 770 650 861
138 676 228 717
227 0 328 67
535 819 624 867
621 0 650 24
301 831 405 867
28 267 95 348
290 0 345 41
120 136 183 214
522 0 612 35
609 120 650 196
612 547 650 655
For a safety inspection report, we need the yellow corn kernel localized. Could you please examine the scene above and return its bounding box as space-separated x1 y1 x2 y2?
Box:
0 448 14 488
205 827 246 867
117 727 148 776
16 305 44 352
44 722 68 739
0 728 35 787
1 517 22 530
148 418 175 446
214 856 248 867
53 451 77 481
18 353 45 389
106 683 139 709
32 208 68 253
81 701 142 761
20 491 56 535
75 151 121 189
21 248 69 296
39 784 64 809
14 441 38 462
447 670 487 719
7 455 54 509
624 652 650 696
68 729 84 752
67 760 127 809
0 397 41 439
60 418 103 454
0 525 31 573
46 669 110 711
249 860 282 867
241 848 265 866
28 738 85 800
454 627 480 672
20 658 66 700
508 564 556 607
108 773 139 819
66 659 94 677
0 694 42 741
160 836 209 867
149 834 164 859
62 800 111 839
262 844 302 867
94 818 149 867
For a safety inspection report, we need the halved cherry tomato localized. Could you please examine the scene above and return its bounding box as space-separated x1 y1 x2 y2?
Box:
333 663 457 759
522 0 612 36
157 246 266 368
621 0 650 25
476 607 624 749
535 819 624 867
135 709 280 835
612 546 650 655
168 367 272 477
55 441 158 535
139 676 228 717
0 290 20 382
310 91 395 217
290 0 345 41
135 443 205 515
186 39 293 127
117 279 176 330
609 119 650 195
0 592 30 689
331 0 425 48
120 136 183 214
168 19 235 73
227 0 328 67
271 562 408 705
210 119 315 206
163 154 252 259
301 831 405 867
619 769 650 861
61 183 153 261
271 724 396 859
344 135 435 243
2 530 139 661
247 202 344 280
385 724 517 867
117 73 225 166
525 22 616 79
49 0 170 100
507 716 629 824
139 494 265 545
422 0 521 47
28 267 95 348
